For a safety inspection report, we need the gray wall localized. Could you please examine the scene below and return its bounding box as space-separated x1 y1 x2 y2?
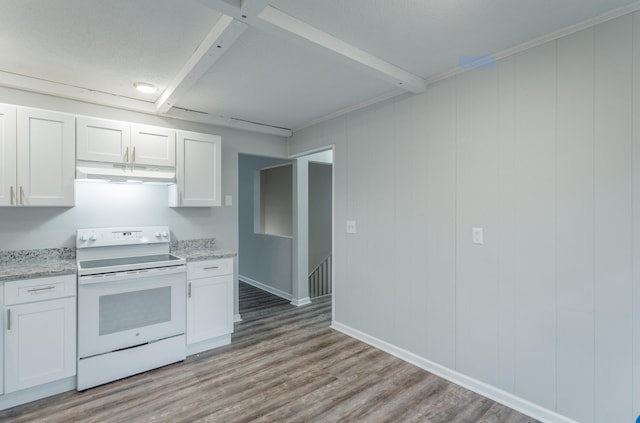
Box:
308 162 332 270
289 13 640 423
238 154 293 296
260 164 293 237
0 86 289 316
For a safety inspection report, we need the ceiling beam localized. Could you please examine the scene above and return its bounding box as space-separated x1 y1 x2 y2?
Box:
0 71 291 137
195 1 426 94
0 71 157 113
257 7 425 94
240 0 273 17
195 0 271 21
165 108 291 137
155 15 247 113
194 0 248 20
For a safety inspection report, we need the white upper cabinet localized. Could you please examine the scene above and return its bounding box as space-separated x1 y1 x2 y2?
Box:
0 107 74 207
17 109 75 206
77 117 175 167
76 117 130 164
131 124 175 167
170 130 221 207
0 105 17 206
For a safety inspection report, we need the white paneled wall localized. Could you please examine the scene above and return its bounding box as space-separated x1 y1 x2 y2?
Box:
289 12 640 423
556 27 595 423
513 41 558 411
593 15 634 423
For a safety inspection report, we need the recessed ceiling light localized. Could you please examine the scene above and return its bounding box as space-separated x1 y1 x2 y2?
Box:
134 82 157 94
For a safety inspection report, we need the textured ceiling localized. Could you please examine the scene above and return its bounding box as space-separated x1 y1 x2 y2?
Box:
0 0 221 100
175 27 394 129
0 0 637 134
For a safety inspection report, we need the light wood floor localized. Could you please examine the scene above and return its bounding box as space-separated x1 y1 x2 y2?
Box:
0 282 538 422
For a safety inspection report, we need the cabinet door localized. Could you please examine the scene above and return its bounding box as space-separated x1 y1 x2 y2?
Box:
17 109 75 206
186 274 233 345
0 105 17 206
0 287 4 395
4 297 76 393
131 124 175 167
174 131 221 207
77 116 130 164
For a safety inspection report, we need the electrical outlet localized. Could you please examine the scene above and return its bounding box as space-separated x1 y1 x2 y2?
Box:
346 220 357 234
472 227 484 245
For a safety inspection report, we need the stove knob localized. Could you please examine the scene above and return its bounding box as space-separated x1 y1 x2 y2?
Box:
90 233 97 241
80 234 88 242
155 232 161 238
161 231 168 238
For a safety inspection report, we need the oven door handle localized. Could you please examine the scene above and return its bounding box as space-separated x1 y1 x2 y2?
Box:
78 265 186 284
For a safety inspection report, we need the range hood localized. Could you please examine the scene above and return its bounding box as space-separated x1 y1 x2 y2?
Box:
76 161 176 183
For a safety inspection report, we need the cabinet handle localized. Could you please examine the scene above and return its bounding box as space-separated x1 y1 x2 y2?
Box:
28 286 55 293
179 191 182 206
188 282 192 298
19 186 24 205
124 146 129 162
7 309 10 331
10 186 14 205
132 146 136 163
203 266 220 270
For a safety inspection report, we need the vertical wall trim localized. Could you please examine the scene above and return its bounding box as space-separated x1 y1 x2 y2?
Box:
592 22 597 423
553 38 559 412
632 10 640 421
453 76 459 370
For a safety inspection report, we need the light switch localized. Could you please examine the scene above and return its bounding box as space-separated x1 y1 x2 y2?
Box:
346 220 357 234
225 195 233 206
472 227 483 245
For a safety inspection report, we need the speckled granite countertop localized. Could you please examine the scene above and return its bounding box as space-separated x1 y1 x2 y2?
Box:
0 248 77 282
0 239 236 282
170 238 236 262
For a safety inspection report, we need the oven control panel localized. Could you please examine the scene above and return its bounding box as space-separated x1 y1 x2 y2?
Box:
76 226 171 248
112 231 142 241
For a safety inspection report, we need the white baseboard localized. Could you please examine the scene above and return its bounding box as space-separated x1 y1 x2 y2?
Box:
186 334 231 356
0 376 75 410
233 313 242 322
239 275 292 300
290 297 311 307
331 321 577 423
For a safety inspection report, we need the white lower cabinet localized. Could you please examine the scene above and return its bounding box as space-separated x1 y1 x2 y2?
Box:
3 275 76 394
0 287 3 396
186 259 233 354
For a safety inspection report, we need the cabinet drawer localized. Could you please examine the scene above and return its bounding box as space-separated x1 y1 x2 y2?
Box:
187 258 232 279
4 274 76 305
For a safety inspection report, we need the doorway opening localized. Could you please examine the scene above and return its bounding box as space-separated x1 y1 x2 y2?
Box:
306 153 333 299
237 148 333 319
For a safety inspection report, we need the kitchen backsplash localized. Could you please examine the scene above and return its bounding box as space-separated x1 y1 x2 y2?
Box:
170 238 216 251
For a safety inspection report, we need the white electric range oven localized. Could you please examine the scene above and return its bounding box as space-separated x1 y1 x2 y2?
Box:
76 226 186 391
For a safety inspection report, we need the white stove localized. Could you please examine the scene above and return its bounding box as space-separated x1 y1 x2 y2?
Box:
76 226 186 391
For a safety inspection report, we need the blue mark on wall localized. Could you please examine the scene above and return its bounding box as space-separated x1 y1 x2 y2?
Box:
459 55 496 69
